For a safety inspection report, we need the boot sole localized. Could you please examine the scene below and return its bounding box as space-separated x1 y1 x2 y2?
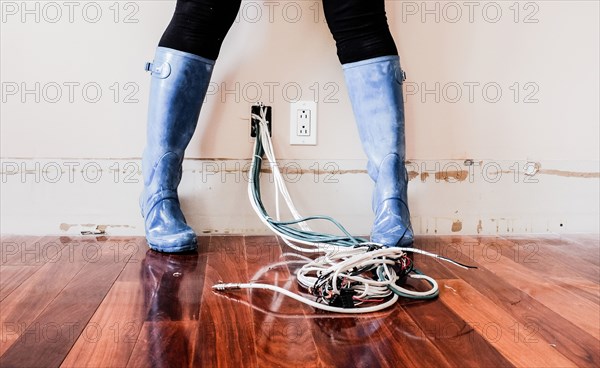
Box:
147 239 198 253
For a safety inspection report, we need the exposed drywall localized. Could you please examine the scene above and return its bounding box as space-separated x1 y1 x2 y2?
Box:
1 1 599 235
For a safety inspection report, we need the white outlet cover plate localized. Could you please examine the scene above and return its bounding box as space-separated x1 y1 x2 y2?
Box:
290 101 317 145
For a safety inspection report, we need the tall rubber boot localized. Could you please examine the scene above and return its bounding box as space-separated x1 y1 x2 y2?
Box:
343 55 414 247
140 47 214 253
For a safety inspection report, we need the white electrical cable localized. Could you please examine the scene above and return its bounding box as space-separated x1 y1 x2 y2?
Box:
214 106 468 313
213 282 400 314
247 109 346 254
257 112 312 233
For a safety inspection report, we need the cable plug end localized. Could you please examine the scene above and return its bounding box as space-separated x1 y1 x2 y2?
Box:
213 283 242 291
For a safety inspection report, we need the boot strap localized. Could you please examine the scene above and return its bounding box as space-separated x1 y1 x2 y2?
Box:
144 61 171 79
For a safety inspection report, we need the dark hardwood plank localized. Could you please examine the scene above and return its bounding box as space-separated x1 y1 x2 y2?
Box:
1 236 71 301
1 235 25 264
126 321 199 368
466 236 600 340
276 238 453 368
498 235 599 282
1 235 41 265
125 236 209 367
551 276 599 305
0 234 596 368
412 236 463 279
440 279 576 367
2 236 65 267
554 234 600 267
276 239 389 368
0 265 39 302
141 249 206 323
60 237 147 368
433 236 600 367
0 237 131 367
403 298 514 367
244 236 322 367
0 237 93 355
378 235 474 366
303 302 455 368
495 238 600 304
194 236 258 368
502 234 600 268
377 307 455 368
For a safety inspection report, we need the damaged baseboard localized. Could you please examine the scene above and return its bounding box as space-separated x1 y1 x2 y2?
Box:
1 158 598 236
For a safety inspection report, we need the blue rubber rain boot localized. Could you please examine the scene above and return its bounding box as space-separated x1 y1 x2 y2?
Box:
140 47 214 253
343 55 414 247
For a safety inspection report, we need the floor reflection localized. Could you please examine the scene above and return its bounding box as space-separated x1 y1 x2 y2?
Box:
141 249 201 367
234 254 404 344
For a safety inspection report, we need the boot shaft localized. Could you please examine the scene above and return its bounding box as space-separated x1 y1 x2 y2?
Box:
343 55 406 181
142 47 215 188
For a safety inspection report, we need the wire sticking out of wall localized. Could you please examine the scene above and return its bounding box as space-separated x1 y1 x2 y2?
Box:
213 105 475 314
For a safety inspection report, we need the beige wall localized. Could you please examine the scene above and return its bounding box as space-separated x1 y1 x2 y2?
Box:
1 1 599 236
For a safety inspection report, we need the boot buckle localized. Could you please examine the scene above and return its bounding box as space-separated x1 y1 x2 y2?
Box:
144 61 171 79
396 69 407 83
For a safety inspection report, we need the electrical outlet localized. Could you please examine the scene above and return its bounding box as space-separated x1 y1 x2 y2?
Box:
297 109 311 136
290 101 317 145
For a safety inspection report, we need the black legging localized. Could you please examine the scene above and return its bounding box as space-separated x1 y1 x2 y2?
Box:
158 0 397 64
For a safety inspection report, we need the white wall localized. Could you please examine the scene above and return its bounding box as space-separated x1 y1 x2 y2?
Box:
1 0 599 236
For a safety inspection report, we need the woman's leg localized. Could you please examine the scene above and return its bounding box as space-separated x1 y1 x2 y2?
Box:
322 0 398 64
141 0 241 253
323 0 414 247
159 0 242 60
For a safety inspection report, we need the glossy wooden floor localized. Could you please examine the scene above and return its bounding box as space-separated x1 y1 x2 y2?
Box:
0 234 598 367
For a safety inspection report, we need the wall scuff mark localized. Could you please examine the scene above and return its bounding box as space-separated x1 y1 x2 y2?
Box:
435 171 469 182
538 169 599 178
